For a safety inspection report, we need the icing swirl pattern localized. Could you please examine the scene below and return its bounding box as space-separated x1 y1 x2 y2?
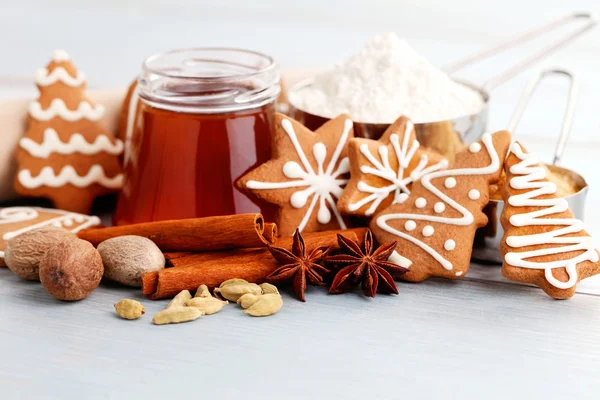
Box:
504 143 598 289
376 133 500 271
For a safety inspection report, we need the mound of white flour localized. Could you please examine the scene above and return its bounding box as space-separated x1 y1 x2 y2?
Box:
290 33 484 124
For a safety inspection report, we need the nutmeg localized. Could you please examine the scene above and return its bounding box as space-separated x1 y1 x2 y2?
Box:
4 227 77 281
39 239 103 301
97 235 165 287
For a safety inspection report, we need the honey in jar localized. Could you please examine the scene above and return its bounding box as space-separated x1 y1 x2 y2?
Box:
114 48 280 225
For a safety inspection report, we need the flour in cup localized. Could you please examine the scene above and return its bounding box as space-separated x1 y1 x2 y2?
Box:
290 33 484 124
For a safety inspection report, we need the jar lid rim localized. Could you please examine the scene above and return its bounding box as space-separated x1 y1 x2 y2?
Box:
142 47 278 80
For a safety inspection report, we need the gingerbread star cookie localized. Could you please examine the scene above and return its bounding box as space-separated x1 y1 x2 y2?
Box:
338 116 448 217
500 142 600 299
0 206 101 266
237 113 353 236
14 50 124 214
370 130 511 282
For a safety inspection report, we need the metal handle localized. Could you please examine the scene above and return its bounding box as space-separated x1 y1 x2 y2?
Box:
507 68 578 165
444 12 596 91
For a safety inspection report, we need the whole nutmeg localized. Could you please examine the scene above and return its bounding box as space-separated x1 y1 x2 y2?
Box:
4 227 76 281
97 235 165 287
39 239 103 301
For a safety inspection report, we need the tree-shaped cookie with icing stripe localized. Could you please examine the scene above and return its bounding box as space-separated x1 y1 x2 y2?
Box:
500 142 600 299
14 50 124 214
338 116 448 217
237 113 353 236
370 130 511 282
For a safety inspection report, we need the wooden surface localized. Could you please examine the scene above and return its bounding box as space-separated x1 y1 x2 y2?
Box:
2 1 600 399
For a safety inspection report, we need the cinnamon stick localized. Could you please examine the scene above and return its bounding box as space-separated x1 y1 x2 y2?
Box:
77 214 275 252
142 228 367 299
163 252 191 264
166 227 367 268
263 223 278 244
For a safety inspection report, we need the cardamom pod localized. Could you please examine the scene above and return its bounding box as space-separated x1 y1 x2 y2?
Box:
259 282 279 295
114 299 145 320
185 285 227 315
167 290 192 308
185 297 227 315
214 279 261 301
220 278 249 287
237 293 259 309
152 306 203 325
194 284 212 298
242 293 283 317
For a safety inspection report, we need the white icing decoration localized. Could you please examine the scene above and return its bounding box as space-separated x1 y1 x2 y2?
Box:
468 189 480 200
19 128 123 158
388 250 412 269
348 120 447 215
504 143 599 289
246 118 352 232
0 207 101 245
469 142 482 153
29 99 104 122
404 220 416 231
53 50 71 62
415 197 427 208
376 133 500 271
434 202 445 213
444 239 456 251
422 225 434 237
35 67 85 87
123 83 140 167
455 271 463 276
0 207 38 226
18 165 124 189
444 177 456 188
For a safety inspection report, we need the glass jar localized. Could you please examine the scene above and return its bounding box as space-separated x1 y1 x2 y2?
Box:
114 48 280 225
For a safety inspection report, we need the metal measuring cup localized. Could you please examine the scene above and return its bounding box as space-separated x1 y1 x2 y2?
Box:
472 68 588 263
287 12 596 159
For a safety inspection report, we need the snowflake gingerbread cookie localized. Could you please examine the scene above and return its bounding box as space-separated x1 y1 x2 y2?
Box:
0 206 101 265
237 113 353 236
14 50 124 214
500 142 600 299
370 130 511 282
338 116 448 217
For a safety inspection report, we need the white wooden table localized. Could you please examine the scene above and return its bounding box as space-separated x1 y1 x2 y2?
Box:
1 2 600 399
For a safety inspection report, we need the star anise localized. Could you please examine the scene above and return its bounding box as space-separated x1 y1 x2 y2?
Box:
266 229 330 302
325 230 407 297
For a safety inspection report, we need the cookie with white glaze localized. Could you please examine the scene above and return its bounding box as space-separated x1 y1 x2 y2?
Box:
0 206 101 266
338 116 448 217
237 113 354 236
500 142 600 299
370 130 511 282
14 50 124 214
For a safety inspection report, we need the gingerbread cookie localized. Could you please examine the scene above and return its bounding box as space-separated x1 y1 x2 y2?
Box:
370 130 511 282
14 50 124 214
500 142 600 299
117 78 141 167
0 206 101 265
237 113 354 236
338 116 447 217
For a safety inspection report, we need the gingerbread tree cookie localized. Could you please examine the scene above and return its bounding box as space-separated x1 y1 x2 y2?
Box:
14 50 124 214
370 130 511 282
338 116 448 217
500 142 600 299
237 113 354 236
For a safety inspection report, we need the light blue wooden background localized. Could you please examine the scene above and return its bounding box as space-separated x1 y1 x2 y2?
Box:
1 1 600 399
